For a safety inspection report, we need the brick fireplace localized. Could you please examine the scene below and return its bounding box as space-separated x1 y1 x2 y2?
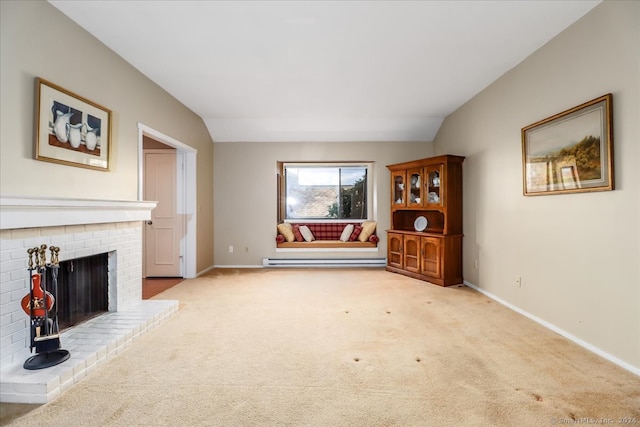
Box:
0 196 179 403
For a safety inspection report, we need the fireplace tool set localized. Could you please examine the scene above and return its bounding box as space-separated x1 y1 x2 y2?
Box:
22 244 70 370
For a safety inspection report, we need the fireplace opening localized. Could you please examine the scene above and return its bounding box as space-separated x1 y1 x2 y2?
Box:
45 253 109 331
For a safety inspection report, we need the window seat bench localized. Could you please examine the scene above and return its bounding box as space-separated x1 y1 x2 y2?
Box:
276 221 378 249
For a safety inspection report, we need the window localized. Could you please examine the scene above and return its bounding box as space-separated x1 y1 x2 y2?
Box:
278 162 373 221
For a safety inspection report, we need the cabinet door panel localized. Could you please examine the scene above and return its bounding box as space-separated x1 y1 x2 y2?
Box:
387 233 403 269
403 235 420 273
421 237 441 278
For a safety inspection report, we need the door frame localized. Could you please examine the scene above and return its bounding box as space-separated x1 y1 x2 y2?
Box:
137 123 197 279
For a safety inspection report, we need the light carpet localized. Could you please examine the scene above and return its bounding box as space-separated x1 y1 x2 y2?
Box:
2 268 639 426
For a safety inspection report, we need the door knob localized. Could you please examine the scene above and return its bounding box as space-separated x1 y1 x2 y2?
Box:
146 220 153 225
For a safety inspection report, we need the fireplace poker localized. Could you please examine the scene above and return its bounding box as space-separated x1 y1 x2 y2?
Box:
49 246 62 339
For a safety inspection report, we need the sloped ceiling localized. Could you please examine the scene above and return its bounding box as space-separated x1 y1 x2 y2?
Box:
49 0 601 143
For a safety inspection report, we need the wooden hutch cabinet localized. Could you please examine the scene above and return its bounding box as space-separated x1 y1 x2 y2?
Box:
386 155 464 286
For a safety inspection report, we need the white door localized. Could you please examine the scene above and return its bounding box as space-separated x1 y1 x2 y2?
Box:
144 150 183 277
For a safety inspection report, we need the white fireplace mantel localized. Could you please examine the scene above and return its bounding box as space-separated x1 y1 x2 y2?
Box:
0 196 157 230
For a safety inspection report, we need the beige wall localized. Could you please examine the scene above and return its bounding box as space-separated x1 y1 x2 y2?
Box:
5 0 635 371
213 141 432 266
0 1 214 274
434 0 639 372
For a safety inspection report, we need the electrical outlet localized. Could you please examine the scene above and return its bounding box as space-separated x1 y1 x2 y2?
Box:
515 276 522 287
474 259 478 269
229 245 234 253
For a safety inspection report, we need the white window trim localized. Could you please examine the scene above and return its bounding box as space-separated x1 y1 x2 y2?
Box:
282 161 376 221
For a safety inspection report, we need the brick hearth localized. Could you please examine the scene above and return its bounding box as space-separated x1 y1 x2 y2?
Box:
0 196 178 403
1 299 177 403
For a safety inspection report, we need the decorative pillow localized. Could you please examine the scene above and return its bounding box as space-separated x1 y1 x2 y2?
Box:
275 234 285 243
292 224 304 242
299 225 315 242
369 235 379 244
357 220 377 242
339 224 354 242
349 225 363 241
277 223 295 242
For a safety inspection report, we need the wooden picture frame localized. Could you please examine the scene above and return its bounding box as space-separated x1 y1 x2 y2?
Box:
521 94 613 196
35 78 112 171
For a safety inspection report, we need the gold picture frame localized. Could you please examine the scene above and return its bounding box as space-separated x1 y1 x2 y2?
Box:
521 94 613 196
35 78 112 171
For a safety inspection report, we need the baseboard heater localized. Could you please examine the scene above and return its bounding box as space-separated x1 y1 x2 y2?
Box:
262 258 387 268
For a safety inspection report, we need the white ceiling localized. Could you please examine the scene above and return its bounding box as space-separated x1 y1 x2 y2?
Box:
49 0 601 143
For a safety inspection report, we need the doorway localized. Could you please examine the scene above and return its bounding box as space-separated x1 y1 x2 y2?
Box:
138 123 197 279
144 148 182 277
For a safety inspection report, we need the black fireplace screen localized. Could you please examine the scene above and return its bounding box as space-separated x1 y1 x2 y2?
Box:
46 253 108 331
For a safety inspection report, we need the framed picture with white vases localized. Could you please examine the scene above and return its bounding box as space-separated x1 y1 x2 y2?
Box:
35 78 112 171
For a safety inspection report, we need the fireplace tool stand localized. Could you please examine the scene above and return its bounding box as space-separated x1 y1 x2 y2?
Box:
23 245 70 370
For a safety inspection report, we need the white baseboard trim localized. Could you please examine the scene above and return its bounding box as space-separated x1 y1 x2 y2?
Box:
197 264 217 276
213 265 265 269
464 280 639 377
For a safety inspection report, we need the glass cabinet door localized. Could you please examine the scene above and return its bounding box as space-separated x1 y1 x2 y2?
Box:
392 171 406 206
425 165 443 206
408 168 422 207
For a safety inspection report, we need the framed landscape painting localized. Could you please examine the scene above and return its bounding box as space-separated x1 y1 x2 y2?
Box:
35 78 112 171
521 94 613 196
